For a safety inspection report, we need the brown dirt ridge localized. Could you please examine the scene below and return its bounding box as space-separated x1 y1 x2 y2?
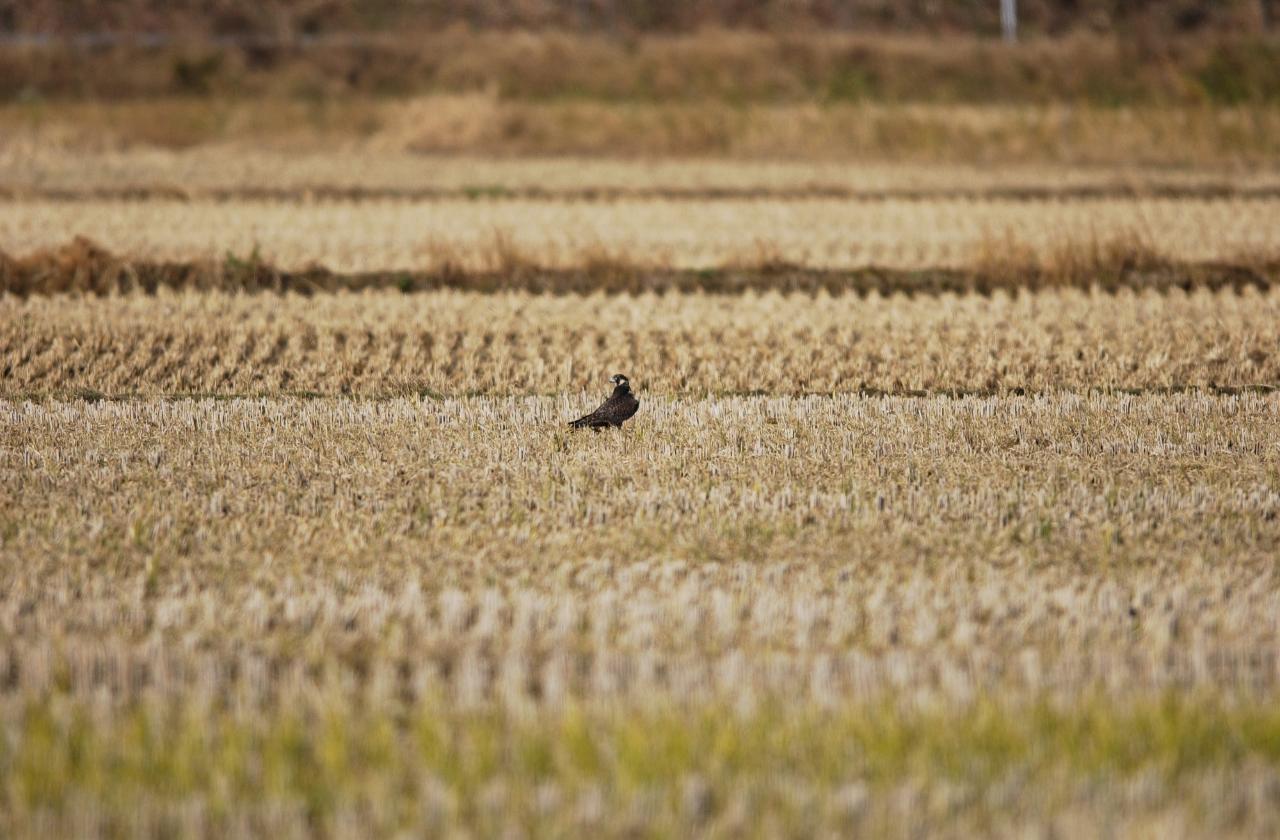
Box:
2 237 1274 298
7 183 1280 204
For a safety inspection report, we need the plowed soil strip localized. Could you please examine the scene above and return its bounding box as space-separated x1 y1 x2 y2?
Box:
7 184 1280 203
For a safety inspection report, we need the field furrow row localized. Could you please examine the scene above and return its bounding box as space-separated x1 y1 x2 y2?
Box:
3 288 1277 396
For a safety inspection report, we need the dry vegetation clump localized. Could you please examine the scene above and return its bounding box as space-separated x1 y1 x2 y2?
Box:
965 230 1250 294
3 286 1277 398
1 393 1279 836
0 237 337 297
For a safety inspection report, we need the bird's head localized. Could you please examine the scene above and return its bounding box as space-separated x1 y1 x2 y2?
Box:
611 373 630 389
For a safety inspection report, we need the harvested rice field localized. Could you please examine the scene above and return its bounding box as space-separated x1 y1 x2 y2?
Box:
3 391 1280 838
3 287 1280 397
1 195 1277 272
3 125 1280 837
5 150 1280 200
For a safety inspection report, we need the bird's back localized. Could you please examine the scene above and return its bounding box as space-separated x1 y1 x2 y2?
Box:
570 384 638 428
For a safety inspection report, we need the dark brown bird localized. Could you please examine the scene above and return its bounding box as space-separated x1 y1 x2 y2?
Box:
569 374 639 429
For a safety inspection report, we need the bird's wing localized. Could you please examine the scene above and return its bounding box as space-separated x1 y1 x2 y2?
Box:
570 393 625 427
569 397 610 427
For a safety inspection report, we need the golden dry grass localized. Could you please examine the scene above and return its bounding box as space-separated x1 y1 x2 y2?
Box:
5 149 1280 200
2 392 1279 836
5 97 1280 165
2 287 1278 397
0 196 1277 272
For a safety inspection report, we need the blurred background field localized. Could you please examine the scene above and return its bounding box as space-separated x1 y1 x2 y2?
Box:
3 2 1280 838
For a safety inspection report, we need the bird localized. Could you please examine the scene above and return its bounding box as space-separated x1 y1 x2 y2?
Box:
568 374 639 429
